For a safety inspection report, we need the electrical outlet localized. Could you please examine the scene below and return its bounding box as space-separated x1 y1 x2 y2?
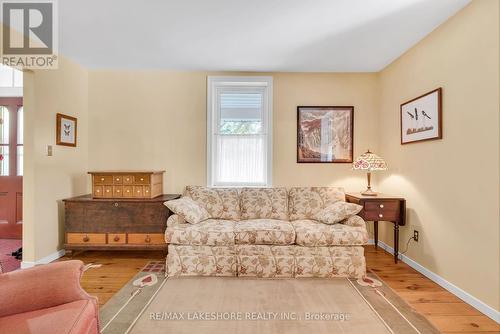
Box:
413 230 419 242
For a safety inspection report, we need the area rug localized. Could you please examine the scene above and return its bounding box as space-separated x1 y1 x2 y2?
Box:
0 239 21 273
100 266 439 334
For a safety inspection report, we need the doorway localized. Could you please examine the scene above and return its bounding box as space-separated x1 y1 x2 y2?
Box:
0 65 23 272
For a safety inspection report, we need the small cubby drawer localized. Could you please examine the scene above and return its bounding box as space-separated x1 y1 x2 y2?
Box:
113 186 124 197
127 233 165 245
133 186 144 197
93 186 103 197
113 175 123 184
67 233 106 244
108 233 126 244
134 174 150 184
123 175 134 184
94 175 113 184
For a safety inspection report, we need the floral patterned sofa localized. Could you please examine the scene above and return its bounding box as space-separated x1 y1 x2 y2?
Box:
165 186 369 278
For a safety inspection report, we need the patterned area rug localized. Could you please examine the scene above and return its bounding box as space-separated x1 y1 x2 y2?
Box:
100 265 439 334
100 261 167 334
0 239 21 273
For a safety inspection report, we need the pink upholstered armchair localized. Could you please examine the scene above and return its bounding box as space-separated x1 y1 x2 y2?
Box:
0 260 99 334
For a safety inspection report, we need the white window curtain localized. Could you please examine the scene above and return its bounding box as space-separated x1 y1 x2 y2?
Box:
207 77 273 187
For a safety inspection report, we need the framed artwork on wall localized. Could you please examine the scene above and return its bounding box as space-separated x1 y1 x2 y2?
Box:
400 88 442 144
56 113 77 147
297 106 354 163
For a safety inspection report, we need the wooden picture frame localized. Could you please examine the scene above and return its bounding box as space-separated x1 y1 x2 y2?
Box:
297 106 354 163
400 88 442 145
56 113 77 147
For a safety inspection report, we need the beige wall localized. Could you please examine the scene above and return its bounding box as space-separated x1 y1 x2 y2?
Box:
87 72 379 194
23 57 89 263
377 0 499 311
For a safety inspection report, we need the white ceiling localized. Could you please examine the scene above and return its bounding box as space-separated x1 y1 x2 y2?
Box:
59 0 471 71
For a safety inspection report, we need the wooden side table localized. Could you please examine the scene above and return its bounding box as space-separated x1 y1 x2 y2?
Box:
346 193 406 263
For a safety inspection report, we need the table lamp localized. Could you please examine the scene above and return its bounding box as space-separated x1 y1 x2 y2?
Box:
352 150 387 196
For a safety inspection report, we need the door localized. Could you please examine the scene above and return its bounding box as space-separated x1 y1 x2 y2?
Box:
0 97 23 238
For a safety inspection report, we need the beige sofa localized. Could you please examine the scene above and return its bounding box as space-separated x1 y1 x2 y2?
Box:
165 186 368 278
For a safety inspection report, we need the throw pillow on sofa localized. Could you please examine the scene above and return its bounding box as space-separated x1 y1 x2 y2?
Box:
164 197 210 224
314 201 363 225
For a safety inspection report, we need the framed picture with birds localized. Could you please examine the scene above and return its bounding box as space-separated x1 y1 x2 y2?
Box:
56 113 78 147
400 88 442 144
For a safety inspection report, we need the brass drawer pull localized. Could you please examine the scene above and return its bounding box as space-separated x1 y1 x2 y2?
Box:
114 203 119 207
83 235 90 242
379 204 384 208
113 235 120 242
145 235 151 243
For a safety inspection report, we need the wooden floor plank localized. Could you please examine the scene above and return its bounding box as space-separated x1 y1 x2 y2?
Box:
58 246 499 333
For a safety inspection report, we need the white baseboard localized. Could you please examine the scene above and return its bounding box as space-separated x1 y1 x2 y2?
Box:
21 249 65 269
367 240 500 323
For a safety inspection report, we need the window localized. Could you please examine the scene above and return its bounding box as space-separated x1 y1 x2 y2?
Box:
17 107 23 176
0 64 23 88
0 106 9 176
207 76 273 187
0 101 23 176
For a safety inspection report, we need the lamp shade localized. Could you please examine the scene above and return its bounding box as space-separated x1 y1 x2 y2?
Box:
352 150 387 171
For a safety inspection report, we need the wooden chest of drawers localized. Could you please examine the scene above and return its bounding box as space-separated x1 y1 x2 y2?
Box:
63 194 180 254
89 171 165 199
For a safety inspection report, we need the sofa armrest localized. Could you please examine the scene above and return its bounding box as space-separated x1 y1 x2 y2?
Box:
0 260 97 318
167 214 186 226
341 215 366 228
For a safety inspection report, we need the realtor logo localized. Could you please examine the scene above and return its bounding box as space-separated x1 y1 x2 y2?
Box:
1 0 58 69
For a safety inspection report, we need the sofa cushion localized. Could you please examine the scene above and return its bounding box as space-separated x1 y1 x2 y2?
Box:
236 245 295 278
166 218 235 246
234 219 295 245
314 202 363 225
167 245 237 277
292 219 368 246
184 186 240 220
240 188 288 220
164 197 210 224
288 187 346 220
0 300 98 334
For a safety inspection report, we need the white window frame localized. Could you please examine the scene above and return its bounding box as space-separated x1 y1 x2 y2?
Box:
207 76 273 188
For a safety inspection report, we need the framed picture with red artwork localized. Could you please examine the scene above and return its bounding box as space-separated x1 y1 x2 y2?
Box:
297 106 354 163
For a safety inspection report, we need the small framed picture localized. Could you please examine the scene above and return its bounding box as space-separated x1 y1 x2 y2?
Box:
400 88 442 144
297 106 354 163
56 113 77 147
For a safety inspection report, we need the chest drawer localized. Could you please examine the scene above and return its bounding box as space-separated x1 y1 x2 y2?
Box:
67 233 106 244
363 200 400 221
128 233 165 245
108 233 126 244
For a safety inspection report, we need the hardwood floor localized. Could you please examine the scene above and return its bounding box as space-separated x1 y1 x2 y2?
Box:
60 246 499 333
365 246 499 333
